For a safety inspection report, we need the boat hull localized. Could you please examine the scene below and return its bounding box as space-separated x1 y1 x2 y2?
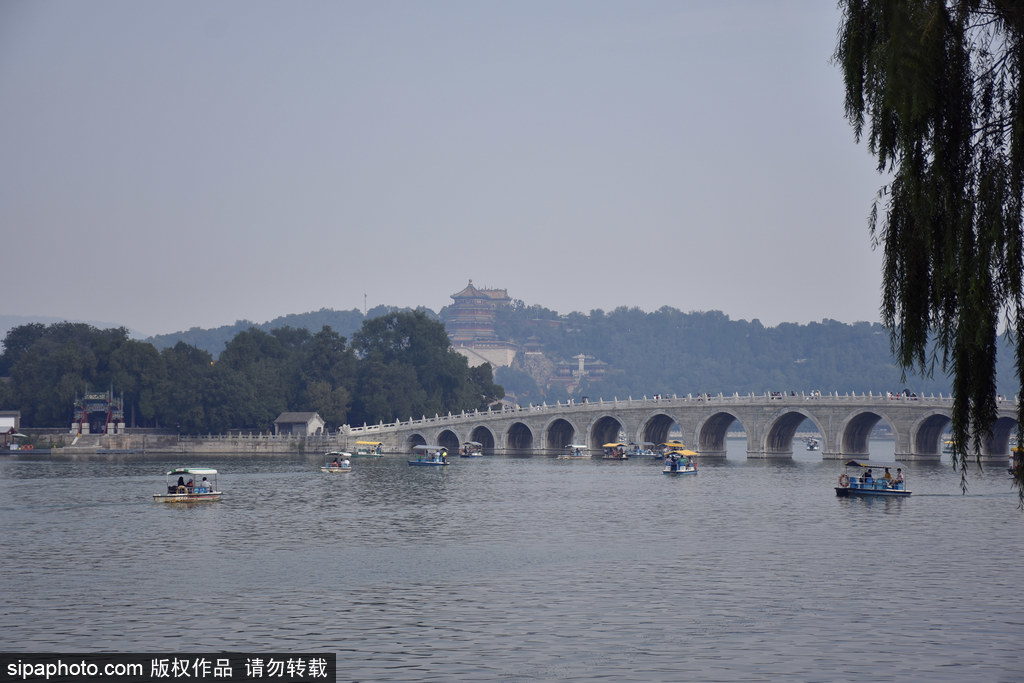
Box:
408 460 447 466
153 492 222 503
320 466 352 473
662 468 697 475
835 487 910 497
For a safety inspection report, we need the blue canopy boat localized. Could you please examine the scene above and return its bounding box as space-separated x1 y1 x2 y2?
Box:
835 460 910 497
409 445 449 466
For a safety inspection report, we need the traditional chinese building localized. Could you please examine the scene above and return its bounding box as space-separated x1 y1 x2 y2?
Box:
70 388 125 435
548 354 611 395
442 280 517 367
443 280 511 344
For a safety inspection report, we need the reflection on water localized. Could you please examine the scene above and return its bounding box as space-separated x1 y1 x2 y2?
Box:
1 440 1022 681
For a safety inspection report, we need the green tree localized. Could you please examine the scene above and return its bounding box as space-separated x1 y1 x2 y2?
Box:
153 342 215 434
836 0 1024 501
352 311 502 422
109 340 163 426
0 323 47 375
4 323 127 426
295 327 356 427
217 327 295 430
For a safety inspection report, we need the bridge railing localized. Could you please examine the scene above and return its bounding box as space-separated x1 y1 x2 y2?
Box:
339 391 990 435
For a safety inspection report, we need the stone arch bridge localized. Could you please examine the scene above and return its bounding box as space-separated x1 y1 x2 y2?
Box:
341 392 1018 462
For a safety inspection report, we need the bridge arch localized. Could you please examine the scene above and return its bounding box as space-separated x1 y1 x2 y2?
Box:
588 414 624 449
695 410 743 458
763 408 826 456
839 409 898 458
982 415 1018 457
910 411 951 457
506 421 534 451
405 433 428 452
437 429 460 452
544 417 579 451
638 411 683 447
470 425 496 452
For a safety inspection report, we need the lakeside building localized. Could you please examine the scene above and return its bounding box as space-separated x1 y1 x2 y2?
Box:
548 353 611 395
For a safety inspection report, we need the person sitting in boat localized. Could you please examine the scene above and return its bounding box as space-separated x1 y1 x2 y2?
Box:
331 457 341 467
199 476 210 492
862 470 873 484
186 478 194 492
882 468 892 482
341 457 350 468
894 468 904 487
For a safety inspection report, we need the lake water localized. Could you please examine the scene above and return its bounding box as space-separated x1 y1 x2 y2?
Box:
2 440 1022 682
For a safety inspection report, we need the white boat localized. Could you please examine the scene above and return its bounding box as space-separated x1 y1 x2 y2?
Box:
460 441 484 457
806 438 820 451
558 443 591 459
321 451 352 473
153 467 222 503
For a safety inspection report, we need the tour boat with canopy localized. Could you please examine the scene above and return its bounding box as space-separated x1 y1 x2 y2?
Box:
662 450 697 475
409 445 449 466
459 441 484 457
321 451 352 473
153 467 222 503
602 442 628 459
354 440 384 457
559 443 591 459
835 460 910 497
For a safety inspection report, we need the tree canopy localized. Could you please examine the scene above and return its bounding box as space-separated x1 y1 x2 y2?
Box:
0 313 502 433
835 0 1024 502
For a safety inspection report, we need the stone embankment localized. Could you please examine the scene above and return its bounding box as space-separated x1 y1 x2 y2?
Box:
13 429 345 456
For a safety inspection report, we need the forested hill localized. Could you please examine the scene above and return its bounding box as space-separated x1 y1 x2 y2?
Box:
144 306 436 356
143 303 1018 401
491 306 967 403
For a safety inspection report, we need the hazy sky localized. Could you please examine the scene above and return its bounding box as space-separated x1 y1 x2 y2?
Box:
2 1 887 337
